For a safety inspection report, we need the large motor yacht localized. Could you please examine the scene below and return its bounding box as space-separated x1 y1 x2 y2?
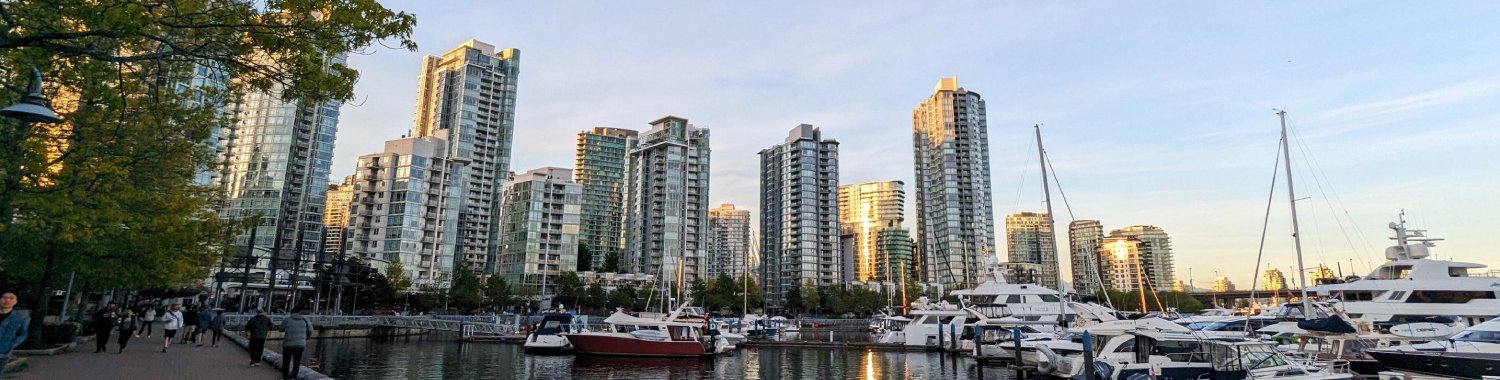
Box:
1307 217 1500 327
949 268 1077 323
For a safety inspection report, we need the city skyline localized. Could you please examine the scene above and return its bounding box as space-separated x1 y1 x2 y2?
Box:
330 2 1500 287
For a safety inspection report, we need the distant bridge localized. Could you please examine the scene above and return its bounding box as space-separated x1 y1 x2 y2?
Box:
1188 289 1306 306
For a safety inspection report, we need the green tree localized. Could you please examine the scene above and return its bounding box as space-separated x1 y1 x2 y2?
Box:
607 284 636 310
584 282 607 311
800 281 820 314
784 286 802 315
598 252 621 273
0 0 416 347
448 267 483 311
385 261 412 291
552 271 584 309
576 245 592 272
484 275 513 311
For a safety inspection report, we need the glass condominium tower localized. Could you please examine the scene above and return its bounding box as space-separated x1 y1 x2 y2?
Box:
838 180 911 287
759 124 840 311
575 127 638 271
216 54 345 299
411 39 520 274
622 116 711 281
912 77 996 290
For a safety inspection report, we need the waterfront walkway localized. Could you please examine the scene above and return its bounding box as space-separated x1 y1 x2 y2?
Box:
6 336 283 380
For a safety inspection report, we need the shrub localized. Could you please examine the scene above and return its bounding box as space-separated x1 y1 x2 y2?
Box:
42 322 80 344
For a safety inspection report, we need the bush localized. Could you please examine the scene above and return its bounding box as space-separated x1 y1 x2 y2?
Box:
42 322 80 344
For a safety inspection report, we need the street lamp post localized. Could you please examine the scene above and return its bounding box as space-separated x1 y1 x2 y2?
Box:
2 68 63 344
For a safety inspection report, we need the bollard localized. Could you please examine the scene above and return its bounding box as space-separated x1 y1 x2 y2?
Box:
937 324 945 350
1082 331 1095 380
974 326 985 357
1013 327 1024 377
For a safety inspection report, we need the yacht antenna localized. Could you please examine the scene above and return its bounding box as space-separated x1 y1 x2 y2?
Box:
1279 110 1312 317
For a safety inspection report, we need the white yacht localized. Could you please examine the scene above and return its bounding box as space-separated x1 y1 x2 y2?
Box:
1039 330 1353 380
1308 217 1500 327
874 296 977 350
949 267 1077 324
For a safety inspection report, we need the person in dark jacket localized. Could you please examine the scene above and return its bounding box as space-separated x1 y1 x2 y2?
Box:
207 309 226 347
115 309 139 353
92 302 117 353
280 309 314 380
180 305 198 344
244 308 272 367
0 292 29 364
194 307 214 347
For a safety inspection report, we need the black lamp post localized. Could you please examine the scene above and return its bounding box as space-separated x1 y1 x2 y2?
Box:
3 67 61 347
1 68 62 123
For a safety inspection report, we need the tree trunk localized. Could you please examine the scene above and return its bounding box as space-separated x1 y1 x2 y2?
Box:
25 240 57 347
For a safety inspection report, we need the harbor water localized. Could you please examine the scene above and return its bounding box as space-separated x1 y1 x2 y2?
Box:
293 331 1020 380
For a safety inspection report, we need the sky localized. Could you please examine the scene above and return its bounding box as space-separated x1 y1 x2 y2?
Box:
329 1 1500 288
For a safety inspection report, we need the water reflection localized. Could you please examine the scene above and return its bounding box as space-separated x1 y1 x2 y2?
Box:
300 332 1014 380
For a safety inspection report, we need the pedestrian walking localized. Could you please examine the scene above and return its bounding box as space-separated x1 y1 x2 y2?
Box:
208 309 226 347
245 308 271 367
194 306 213 347
0 292 30 368
92 302 117 353
244 307 271 366
280 309 314 380
115 309 139 353
160 304 183 353
180 305 197 344
140 306 156 337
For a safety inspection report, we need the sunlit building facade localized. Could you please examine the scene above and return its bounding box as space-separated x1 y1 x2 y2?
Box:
1099 225 1175 292
322 176 354 256
575 127 637 271
1212 276 1235 292
912 77 995 290
707 203 752 279
1101 237 1146 291
411 39 520 274
760 124 840 310
838 180 910 286
1006 212 1060 289
1262 268 1289 293
497 167 582 296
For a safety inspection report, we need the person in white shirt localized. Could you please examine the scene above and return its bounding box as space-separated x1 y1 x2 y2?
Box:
140 306 156 337
160 304 184 353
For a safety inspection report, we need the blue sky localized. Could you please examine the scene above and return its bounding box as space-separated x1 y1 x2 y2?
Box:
331 1 1500 287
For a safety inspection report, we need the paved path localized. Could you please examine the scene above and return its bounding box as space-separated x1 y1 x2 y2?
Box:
7 331 284 380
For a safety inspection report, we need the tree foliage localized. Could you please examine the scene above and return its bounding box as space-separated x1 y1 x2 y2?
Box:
484 275 514 311
0 0 416 346
1095 289 1205 314
447 266 482 311
384 260 411 291
552 271 584 309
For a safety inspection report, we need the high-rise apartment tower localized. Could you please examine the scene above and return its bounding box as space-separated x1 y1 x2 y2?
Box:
912 77 996 290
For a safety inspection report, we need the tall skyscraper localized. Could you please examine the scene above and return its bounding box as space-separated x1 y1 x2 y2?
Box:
216 54 345 301
1110 225 1175 291
707 203 752 279
912 77 995 290
838 180 911 286
345 133 460 288
322 176 355 256
759 124 840 310
411 39 520 274
621 116 711 281
575 127 638 271
1005 212 1060 288
497 167 582 296
1068 220 1105 295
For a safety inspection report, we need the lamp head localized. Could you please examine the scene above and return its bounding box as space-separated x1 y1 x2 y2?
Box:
1 67 61 124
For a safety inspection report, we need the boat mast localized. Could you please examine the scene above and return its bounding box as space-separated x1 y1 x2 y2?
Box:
1035 125 1056 288
1035 125 1067 324
1278 110 1313 316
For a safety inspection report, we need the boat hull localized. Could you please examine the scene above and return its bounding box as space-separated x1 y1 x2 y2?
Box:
563 333 709 357
1368 350 1500 379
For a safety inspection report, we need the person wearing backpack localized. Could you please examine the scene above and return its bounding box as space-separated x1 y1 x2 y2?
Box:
115 309 139 353
280 309 314 380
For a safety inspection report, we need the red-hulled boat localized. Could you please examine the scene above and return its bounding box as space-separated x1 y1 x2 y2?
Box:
562 302 732 357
